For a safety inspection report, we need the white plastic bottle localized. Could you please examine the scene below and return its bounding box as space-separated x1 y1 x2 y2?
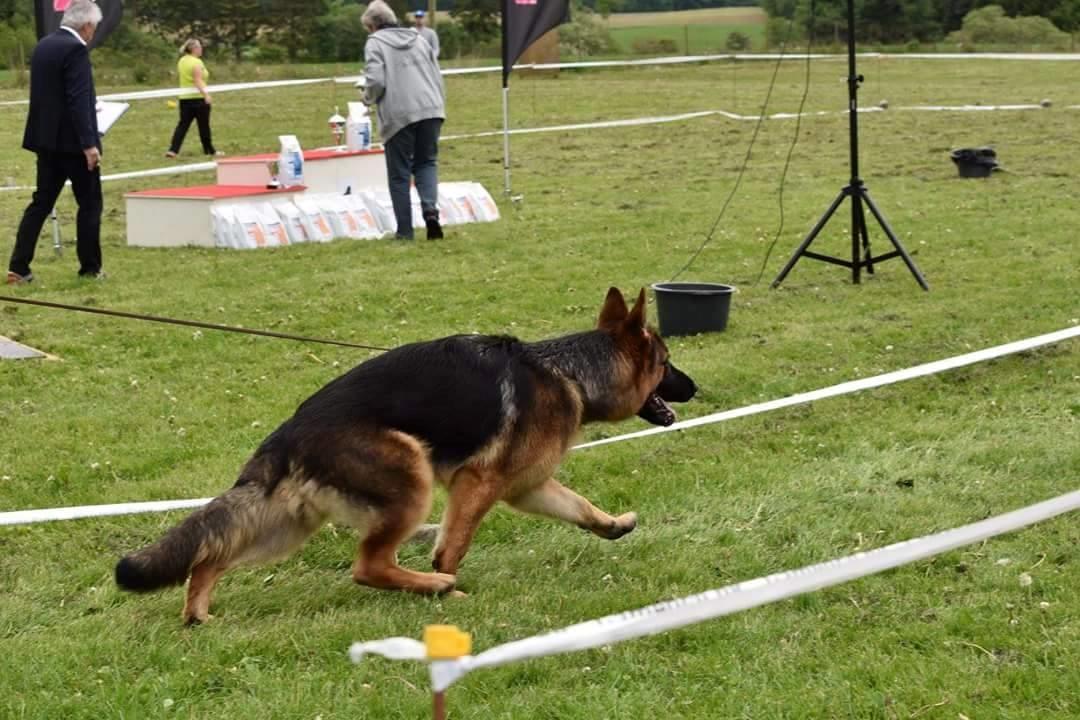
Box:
346 102 372 151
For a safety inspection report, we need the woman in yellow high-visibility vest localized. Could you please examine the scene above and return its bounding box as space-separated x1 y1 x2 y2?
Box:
165 38 221 158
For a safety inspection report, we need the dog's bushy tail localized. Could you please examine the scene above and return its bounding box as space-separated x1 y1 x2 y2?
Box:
114 478 273 593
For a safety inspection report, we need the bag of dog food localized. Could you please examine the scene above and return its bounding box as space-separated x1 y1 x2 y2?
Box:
254 202 290 247
341 194 382 239
466 182 500 222
293 198 335 242
211 204 238 248
230 205 269 249
273 202 309 244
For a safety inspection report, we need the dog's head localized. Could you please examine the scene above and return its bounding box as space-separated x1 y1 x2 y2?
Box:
597 287 697 427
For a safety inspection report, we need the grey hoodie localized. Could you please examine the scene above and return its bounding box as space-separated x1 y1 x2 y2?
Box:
362 27 445 143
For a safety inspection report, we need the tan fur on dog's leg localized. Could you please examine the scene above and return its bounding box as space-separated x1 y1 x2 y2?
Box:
508 478 637 540
183 562 227 625
351 439 456 594
354 523 457 594
432 468 502 575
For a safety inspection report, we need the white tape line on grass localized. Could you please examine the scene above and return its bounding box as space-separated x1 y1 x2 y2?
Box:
345 488 1080 692
0 77 332 107
0 160 216 193
2 325 1076 526
574 324 1080 450
5 51 1077 107
0 101 1060 193
0 498 212 526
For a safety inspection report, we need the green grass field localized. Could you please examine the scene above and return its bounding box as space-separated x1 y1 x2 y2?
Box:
607 8 768 54
1 56 1079 718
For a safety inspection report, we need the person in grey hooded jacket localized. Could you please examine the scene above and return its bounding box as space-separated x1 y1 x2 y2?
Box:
362 0 445 240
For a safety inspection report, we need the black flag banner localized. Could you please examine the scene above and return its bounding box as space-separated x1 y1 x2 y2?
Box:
34 0 125 48
501 0 570 86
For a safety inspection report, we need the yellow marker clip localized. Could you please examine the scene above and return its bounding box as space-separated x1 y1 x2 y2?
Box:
423 624 472 659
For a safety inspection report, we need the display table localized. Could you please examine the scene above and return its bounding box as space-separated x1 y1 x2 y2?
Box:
215 148 387 193
125 184 305 248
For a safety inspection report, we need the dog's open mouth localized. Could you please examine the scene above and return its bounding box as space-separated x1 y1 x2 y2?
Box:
637 392 676 427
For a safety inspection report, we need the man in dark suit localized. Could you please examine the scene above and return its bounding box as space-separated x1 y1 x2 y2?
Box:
7 0 104 285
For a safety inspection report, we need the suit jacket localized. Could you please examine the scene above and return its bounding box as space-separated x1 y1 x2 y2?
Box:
23 29 100 154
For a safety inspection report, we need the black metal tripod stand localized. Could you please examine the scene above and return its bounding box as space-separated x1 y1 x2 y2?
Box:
772 0 928 291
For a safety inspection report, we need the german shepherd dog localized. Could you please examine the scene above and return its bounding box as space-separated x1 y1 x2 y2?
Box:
115 288 696 624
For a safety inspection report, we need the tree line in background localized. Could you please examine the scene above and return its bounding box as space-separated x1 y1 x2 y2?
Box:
762 0 1079 43
2 0 1078 74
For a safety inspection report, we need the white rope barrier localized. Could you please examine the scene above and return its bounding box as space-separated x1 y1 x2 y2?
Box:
347 488 1080 693
0 497 212 526
1 324 1076 527
574 324 1080 450
2 97 1064 193
3 51 1077 107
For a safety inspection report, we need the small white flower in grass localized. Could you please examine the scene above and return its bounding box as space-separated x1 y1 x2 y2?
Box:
1 476 9 481
1019 572 1033 587
192 330 203 340
602 573 613 582
885 345 894 351
90 462 100 470
163 698 175 709
251 421 262 428
1039 602 1051 609
177 428 186 437
995 558 1011 566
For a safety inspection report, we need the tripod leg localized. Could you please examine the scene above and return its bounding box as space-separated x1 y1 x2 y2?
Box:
772 189 847 288
861 190 929 291
849 187 861 284
853 192 873 276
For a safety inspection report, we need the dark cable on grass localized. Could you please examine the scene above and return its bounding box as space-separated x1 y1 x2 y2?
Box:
752 0 816 286
0 296 393 351
669 14 798 282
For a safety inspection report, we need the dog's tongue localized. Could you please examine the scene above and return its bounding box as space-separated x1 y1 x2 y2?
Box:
638 392 676 426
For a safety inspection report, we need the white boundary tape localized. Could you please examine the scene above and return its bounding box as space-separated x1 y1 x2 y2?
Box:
0 100 1062 193
346 488 1080 692
0 498 212 526
1 324 1076 527
574 324 1080 450
3 51 1078 107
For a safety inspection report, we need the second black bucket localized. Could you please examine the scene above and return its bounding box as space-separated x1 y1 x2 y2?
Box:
651 282 736 337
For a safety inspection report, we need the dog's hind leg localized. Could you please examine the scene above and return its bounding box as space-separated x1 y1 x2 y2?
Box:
432 467 502 575
507 478 637 540
180 485 326 625
351 432 457 594
183 562 227 625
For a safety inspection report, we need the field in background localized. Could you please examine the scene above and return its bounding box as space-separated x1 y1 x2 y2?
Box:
605 8 768 27
606 8 768 53
1 58 1078 718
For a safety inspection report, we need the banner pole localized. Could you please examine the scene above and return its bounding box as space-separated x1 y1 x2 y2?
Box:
502 85 512 196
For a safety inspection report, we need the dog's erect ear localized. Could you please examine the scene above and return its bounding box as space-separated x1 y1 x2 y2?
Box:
626 288 647 330
597 287 628 330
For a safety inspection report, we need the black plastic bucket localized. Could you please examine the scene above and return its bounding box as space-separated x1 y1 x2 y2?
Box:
950 147 998 178
651 282 736 337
